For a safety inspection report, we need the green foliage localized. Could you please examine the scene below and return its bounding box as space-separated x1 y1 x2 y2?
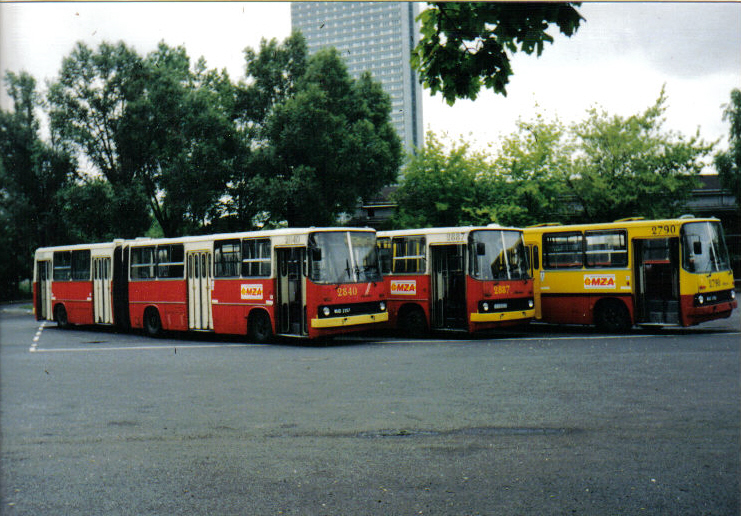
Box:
0 71 76 299
483 115 572 226
48 41 243 237
714 89 741 212
231 38 402 227
568 88 711 221
392 132 491 228
47 41 152 237
412 2 583 105
393 89 712 229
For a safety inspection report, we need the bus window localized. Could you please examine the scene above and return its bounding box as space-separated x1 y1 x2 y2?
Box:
392 236 426 274
376 237 392 275
242 238 271 277
350 232 382 282
215 239 240 278
157 244 185 278
682 221 731 273
131 247 155 280
544 232 583 269
585 230 627 268
53 251 72 281
71 250 91 280
470 230 529 281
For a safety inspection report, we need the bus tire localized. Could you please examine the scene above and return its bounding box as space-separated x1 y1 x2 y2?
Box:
399 305 427 337
143 307 163 338
248 310 273 343
54 304 70 329
594 299 631 333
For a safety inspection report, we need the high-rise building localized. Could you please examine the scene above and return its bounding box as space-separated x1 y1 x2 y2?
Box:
291 2 423 154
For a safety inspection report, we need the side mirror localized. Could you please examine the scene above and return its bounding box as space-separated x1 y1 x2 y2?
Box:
693 241 702 255
476 242 486 256
311 247 322 261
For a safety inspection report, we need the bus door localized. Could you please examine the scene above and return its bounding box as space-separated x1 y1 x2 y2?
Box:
36 260 52 320
528 243 542 319
92 256 113 324
430 245 467 330
187 251 213 330
113 245 130 329
276 247 306 336
633 238 680 325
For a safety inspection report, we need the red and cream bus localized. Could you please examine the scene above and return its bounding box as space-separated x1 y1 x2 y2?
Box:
523 217 737 331
376 226 535 335
33 228 388 341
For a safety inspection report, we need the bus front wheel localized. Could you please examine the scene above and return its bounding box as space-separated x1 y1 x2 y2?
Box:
594 299 631 333
399 306 427 337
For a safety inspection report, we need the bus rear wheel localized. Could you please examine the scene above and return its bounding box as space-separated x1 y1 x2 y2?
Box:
595 299 631 333
54 304 70 329
144 308 163 338
248 310 273 343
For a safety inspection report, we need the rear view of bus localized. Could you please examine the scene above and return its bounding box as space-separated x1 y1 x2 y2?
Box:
378 227 534 335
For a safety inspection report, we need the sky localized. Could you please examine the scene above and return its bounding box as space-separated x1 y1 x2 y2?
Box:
1 1 740 157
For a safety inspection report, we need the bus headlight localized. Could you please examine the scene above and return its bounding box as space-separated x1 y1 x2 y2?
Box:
482 302 489 312
697 295 704 305
323 307 331 317
528 299 534 308
732 290 736 300
379 301 386 312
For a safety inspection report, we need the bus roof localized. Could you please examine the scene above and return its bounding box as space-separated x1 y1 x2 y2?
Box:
34 227 376 254
523 216 721 234
378 225 522 238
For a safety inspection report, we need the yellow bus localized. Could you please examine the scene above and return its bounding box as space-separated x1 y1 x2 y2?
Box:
523 217 737 331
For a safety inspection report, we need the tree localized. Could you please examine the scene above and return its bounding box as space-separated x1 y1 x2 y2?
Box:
232 35 402 227
47 41 152 237
48 41 242 237
714 89 741 213
0 71 76 299
122 44 244 236
567 88 713 222
482 114 573 226
391 132 492 228
412 2 583 105
392 90 713 228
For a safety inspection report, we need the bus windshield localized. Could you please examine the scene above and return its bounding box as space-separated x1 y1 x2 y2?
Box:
309 231 382 284
469 230 530 281
682 221 731 273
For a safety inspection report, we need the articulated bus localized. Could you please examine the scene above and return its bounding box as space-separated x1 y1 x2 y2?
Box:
376 227 534 335
523 217 737 331
33 228 388 341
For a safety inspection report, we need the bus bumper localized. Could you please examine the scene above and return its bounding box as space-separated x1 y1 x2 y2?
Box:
682 298 737 326
470 309 536 323
311 311 389 329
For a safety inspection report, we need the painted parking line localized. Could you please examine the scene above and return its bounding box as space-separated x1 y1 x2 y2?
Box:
29 321 47 353
31 343 263 353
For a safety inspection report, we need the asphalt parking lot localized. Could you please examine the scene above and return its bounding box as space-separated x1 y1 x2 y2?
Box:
1 306 739 515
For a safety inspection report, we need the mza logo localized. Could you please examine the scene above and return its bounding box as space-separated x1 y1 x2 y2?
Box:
390 280 417 295
241 283 263 300
583 274 616 289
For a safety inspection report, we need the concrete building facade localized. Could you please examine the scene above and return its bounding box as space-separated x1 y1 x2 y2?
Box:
291 2 424 154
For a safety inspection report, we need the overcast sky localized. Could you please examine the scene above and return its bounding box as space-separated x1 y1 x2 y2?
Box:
1 2 739 154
